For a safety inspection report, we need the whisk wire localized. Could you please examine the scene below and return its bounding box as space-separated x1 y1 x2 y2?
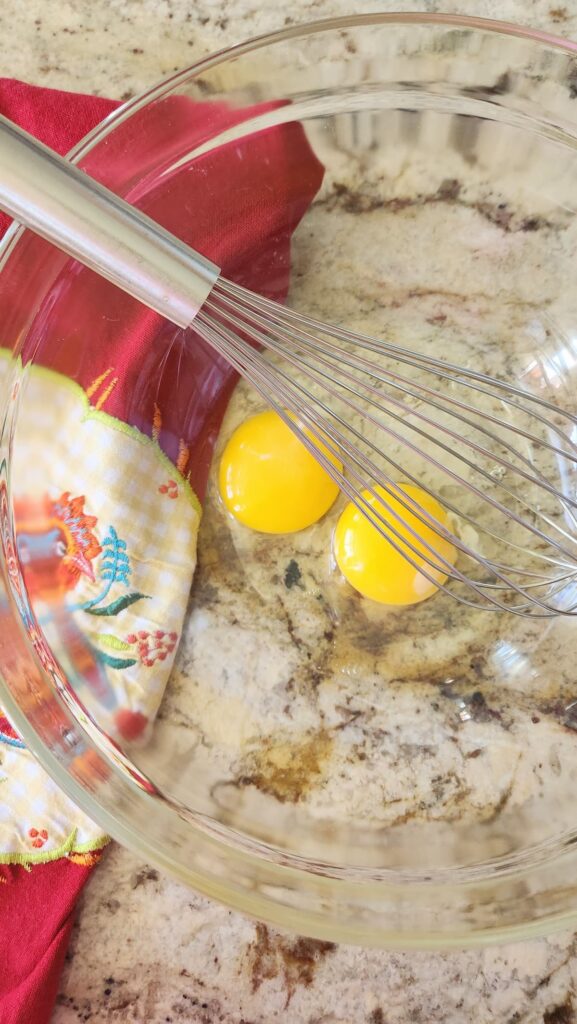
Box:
195 280 577 617
224 280 577 448
221 300 577 554
217 282 577 476
205 296 577 569
196 310 501 609
197 307 577 617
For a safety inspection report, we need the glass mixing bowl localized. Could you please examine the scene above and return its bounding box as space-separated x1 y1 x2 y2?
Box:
4 13 577 947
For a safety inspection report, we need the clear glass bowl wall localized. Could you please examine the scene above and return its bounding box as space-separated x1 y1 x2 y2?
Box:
3 15 577 946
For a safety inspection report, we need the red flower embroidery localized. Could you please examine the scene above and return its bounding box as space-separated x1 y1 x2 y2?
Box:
158 480 178 500
28 828 48 849
125 630 178 667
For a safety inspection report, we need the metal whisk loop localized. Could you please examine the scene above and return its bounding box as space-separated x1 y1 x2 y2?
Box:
197 281 577 617
197 309 567 617
210 292 577 565
196 309 490 607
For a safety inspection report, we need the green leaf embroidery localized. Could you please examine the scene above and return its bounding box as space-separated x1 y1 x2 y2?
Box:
86 592 149 617
97 634 131 652
97 651 137 670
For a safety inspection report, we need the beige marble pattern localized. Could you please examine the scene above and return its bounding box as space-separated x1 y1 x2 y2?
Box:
0 0 576 102
3 0 577 1021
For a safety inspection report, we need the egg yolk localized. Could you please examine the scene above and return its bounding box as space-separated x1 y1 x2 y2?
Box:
219 410 342 533
334 483 456 606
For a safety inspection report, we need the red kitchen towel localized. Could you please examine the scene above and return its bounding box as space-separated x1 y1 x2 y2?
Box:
0 77 323 1024
0 853 103 1024
2 80 324 499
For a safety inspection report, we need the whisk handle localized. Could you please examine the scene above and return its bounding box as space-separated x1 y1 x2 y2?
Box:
0 114 220 328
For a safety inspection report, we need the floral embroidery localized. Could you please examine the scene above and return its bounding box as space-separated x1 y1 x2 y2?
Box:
12 491 154 693
125 630 178 667
158 479 179 500
79 525 130 611
52 492 102 587
0 352 203 868
96 525 131 587
17 492 101 599
0 829 110 868
87 591 150 618
72 524 150 625
28 828 48 849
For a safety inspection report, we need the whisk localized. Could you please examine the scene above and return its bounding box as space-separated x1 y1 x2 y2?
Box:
2 113 577 618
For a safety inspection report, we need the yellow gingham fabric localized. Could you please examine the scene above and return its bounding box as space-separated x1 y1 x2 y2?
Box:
0 356 200 862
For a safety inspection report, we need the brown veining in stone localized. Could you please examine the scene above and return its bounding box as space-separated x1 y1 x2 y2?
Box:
245 923 336 1007
317 180 556 234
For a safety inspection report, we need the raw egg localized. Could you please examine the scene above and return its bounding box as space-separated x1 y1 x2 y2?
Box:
333 483 456 605
219 409 342 533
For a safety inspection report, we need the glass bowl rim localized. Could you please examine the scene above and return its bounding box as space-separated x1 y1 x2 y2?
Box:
3 10 577 946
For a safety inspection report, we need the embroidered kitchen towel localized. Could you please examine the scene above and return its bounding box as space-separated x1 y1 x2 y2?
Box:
0 76 323 1024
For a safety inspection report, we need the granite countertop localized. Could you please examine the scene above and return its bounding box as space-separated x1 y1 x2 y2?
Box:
3 0 577 1021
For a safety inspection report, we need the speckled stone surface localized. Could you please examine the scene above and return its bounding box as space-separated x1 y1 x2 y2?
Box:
4 0 577 1021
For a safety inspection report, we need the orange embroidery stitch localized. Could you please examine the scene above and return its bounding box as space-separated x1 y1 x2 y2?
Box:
176 439 190 475
86 367 114 399
69 849 105 867
94 377 119 410
152 402 162 442
86 367 118 410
